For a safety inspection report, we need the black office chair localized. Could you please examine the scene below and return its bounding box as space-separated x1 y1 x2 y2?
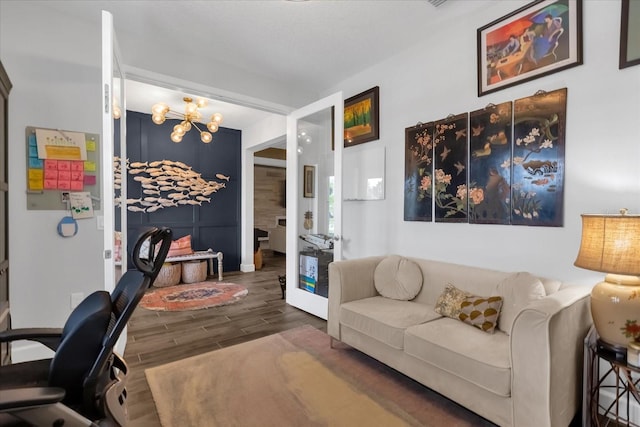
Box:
0 226 172 426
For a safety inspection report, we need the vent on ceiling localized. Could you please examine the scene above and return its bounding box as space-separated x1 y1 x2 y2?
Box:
427 0 447 6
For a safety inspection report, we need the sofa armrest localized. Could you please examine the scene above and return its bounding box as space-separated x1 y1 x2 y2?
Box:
327 256 385 339
510 286 592 427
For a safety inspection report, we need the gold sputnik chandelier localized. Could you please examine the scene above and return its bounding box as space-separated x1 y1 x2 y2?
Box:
151 97 223 144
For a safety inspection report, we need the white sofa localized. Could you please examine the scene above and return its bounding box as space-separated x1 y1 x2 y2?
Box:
328 255 592 427
269 225 286 254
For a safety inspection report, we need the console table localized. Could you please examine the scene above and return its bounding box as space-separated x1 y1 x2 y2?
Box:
584 326 640 426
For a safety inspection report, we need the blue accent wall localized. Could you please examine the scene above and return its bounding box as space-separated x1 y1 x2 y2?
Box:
124 111 241 272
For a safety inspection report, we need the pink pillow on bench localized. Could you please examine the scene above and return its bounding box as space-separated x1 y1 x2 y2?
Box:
167 235 193 258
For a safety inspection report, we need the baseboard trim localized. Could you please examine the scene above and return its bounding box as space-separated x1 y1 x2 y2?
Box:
240 263 255 272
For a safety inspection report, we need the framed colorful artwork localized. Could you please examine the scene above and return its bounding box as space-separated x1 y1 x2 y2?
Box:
433 113 468 223
477 0 582 96
404 122 434 221
344 86 379 147
620 0 640 69
511 88 567 226
303 165 315 198
468 102 513 224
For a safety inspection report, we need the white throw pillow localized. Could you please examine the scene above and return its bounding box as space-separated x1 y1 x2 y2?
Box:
374 255 423 300
497 272 546 334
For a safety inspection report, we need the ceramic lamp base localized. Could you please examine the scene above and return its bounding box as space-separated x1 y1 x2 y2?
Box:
591 274 640 353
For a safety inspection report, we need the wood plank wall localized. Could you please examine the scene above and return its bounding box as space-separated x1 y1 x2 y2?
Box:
254 165 285 231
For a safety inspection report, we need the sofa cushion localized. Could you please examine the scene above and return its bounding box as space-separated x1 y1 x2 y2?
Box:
434 283 469 318
374 255 423 301
497 272 545 334
340 296 440 349
459 295 503 333
404 318 511 397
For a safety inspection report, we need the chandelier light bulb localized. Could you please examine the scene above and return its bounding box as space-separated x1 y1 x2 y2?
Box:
181 120 192 132
170 132 182 143
212 113 223 124
297 146 304 155
185 102 198 115
152 114 166 125
173 124 186 136
196 98 208 108
207 122 219 133
201 131 213 143
152 103 169 115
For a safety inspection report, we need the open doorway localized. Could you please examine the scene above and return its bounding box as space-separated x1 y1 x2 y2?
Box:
122 74 290 275
253 144 286 275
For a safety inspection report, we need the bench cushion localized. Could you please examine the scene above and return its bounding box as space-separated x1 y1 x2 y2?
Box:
404 318 511 397
340 297 440 350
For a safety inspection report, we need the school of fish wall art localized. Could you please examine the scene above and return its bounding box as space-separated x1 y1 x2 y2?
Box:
113 157 230 213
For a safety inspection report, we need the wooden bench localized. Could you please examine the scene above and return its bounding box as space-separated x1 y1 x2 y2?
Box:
164 249 224 281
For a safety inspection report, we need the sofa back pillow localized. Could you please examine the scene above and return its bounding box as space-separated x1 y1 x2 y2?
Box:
497 272 545 334
435 284 503 333
374 255 423 300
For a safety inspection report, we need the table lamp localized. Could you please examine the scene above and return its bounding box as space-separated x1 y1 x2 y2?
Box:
574 209 640 355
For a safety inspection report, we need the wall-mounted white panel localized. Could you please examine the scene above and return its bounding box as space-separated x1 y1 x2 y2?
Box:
343 146 385 201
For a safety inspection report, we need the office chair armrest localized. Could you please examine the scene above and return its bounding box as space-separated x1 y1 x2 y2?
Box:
0 328 63 351
0 387 65 411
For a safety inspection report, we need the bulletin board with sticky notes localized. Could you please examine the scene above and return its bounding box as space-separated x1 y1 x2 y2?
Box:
26 126 101 210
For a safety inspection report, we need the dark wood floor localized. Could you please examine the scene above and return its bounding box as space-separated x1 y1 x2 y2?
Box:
123 251 327 427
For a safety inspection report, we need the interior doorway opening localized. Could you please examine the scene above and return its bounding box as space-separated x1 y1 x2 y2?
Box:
119 70 290 275
253 143 287 274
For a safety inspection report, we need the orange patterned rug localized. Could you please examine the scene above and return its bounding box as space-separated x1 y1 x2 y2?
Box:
140 281 248 311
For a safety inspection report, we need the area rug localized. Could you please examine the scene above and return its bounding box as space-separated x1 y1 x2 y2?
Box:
145 325 496 427
140 281 248 311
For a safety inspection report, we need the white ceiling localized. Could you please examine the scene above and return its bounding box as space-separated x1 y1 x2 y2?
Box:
125 80 277 131
38 0 495 131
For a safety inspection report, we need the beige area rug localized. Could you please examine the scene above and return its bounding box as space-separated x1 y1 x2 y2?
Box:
145 325 496 427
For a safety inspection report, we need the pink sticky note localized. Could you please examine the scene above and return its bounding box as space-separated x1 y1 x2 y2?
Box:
84 175 96 186
70 181 83 191
44 159 58 170
58 171 71 181
71 161 84 171
44 179 58 189
71 171 83 181
44 169 58 180
58 180 71 190
57 161 71 171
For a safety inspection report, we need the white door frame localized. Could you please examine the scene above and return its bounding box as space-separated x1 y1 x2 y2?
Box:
285 92 343 319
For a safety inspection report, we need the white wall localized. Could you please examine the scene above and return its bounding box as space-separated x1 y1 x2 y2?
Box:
326 0 640 285
0 3 105 360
